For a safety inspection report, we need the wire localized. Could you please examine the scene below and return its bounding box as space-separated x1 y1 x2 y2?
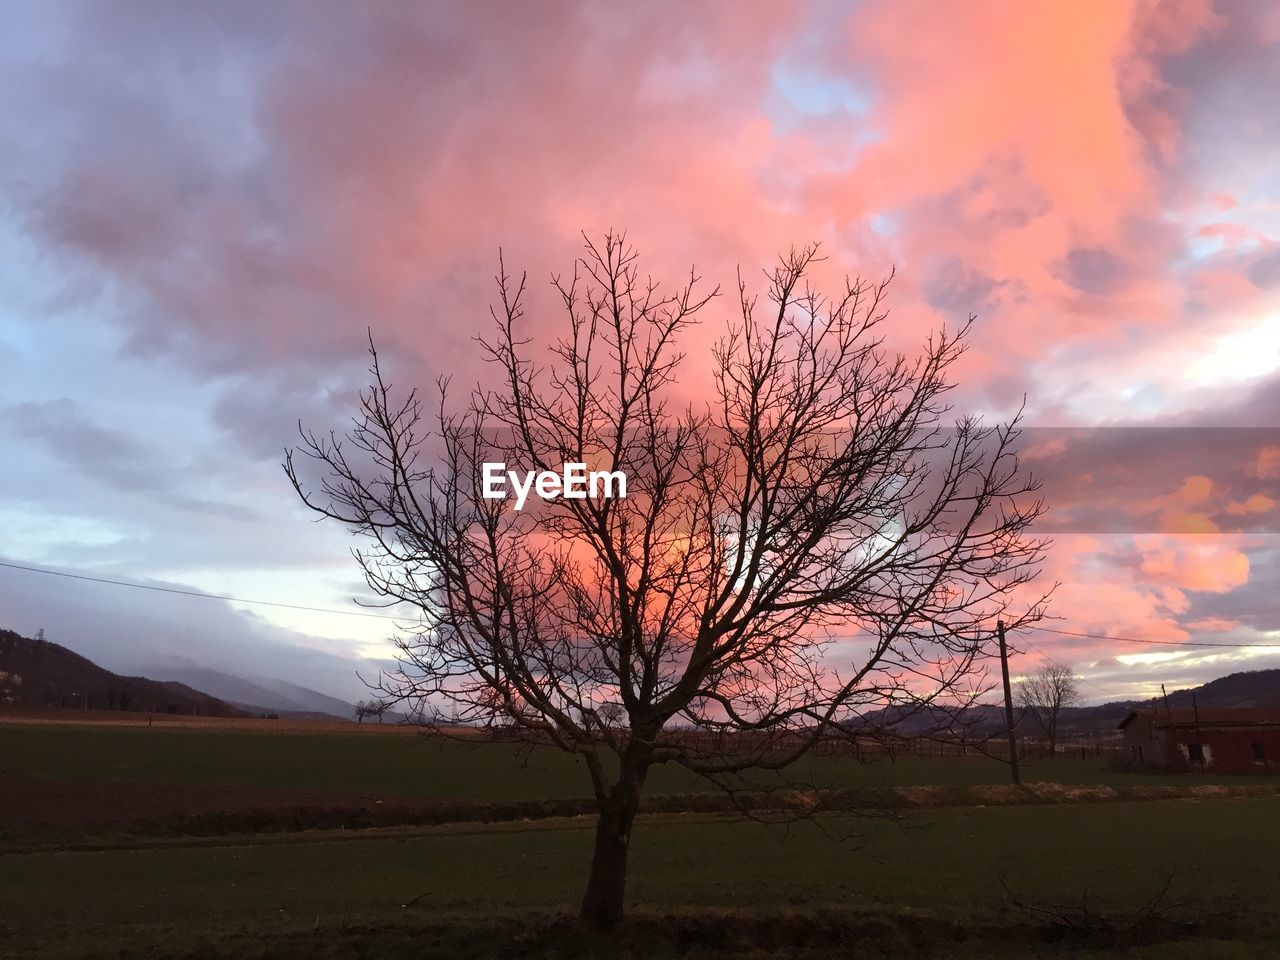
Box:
1015 631 1113 698
1025 624 1280 650
0 560 411 622
824 624 1274 655
4 557 1278 648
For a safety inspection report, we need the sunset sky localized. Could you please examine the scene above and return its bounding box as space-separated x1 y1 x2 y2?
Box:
1 0 1277 704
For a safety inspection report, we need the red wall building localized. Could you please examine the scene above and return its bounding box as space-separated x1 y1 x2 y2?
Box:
1118 708 1280 774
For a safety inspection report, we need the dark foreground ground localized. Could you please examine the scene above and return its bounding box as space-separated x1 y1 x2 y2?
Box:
5 802 1280 958
3 719 1279 958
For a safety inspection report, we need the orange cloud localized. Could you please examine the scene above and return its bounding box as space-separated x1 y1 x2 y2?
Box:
1185 617 1239 633
1133 476 1219 533
1138 539 1249 594
1227 494 1276 516
1256 448 1280 479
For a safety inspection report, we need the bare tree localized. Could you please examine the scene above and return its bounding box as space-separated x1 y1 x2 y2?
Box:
354 699 387 723
597 702 626 730
1016 661 1081 759
286 234 1051 927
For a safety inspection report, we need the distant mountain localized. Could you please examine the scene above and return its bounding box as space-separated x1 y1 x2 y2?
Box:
1063 670 1280 735
0 628 247 717
142 665 356 720
862 670 1280 739
1157 669 1280 711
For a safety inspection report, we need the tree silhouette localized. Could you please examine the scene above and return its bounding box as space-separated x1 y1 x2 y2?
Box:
353 698 390 723
286 234 1051 926
1016 661 1081 759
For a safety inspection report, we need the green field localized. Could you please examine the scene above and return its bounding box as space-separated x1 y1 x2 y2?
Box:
4 724 1272 797
6 802 1279 958
4 722 1280 958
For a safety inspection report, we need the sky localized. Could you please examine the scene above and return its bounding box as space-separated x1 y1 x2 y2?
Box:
1 0 1278 706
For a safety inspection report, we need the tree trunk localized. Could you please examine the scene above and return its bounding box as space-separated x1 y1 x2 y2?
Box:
579 768 645 927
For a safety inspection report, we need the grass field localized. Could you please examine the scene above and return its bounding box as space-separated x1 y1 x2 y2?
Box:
3 718 1280 958
5 801 1279 958
5 722 1275 798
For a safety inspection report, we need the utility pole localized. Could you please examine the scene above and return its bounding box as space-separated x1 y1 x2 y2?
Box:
997 620 1020 785
1191 692 1205 774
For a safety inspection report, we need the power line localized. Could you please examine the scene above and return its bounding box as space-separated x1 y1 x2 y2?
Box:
0 560 410 622
4 557 1278 649
825 624 1280 651
1015 630 1113 698
1025 624 1280 650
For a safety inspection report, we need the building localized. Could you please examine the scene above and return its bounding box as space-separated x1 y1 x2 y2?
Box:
1117 707 1280 774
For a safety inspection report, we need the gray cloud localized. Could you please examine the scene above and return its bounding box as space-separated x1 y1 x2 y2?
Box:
0 558 392 703
1247 248 1280 289
1055 247 1130 297
1 398 260 521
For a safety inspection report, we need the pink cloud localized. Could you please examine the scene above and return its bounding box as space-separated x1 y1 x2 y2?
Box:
1138 538 1250 594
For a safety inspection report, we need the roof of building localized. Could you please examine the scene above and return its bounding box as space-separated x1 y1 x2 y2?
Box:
1117 707 1280 730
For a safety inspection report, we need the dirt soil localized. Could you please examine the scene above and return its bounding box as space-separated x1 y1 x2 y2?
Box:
7 771 1280 840
0 707 442 735
0 773 605 836
0 773 404 829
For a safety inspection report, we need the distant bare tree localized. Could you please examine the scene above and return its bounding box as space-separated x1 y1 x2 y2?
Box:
597 702 626 730
354 699 383 723
286 233 1051 926
1016 662 1081 759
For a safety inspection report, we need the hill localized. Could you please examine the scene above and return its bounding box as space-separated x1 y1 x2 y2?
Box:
0 628 247 717
134 664 355 720
1060 669 1280 735
867 670 1280 739
1158 669 1280 710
